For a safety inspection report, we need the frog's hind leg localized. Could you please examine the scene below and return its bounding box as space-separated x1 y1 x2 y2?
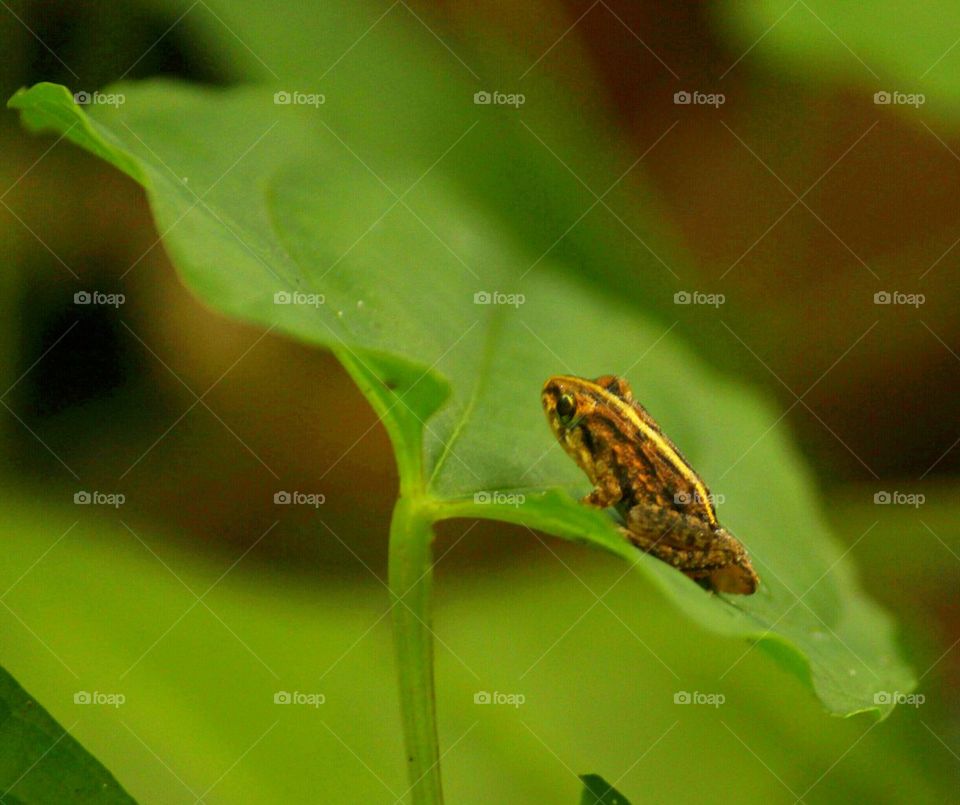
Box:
620 503 758 595
620 503 729 566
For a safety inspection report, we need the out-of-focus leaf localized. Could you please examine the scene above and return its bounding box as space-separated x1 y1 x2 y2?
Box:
580 774 632 804
0 668 132 802
715 1 960 121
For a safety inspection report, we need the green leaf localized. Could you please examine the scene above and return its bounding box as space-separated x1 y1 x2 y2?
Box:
714 0 960 121
8 79 913 724
580 774 632 804
0 667 133 802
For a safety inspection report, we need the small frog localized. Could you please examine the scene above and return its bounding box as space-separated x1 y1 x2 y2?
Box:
541 374 759 595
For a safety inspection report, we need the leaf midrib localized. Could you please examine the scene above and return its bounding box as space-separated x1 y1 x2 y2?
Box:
425 306 506 493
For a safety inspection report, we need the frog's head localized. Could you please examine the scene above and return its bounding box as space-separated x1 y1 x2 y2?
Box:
541 376 594 459
542 375 576 432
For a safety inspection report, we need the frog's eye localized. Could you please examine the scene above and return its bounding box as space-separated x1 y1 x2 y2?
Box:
556 393 576 424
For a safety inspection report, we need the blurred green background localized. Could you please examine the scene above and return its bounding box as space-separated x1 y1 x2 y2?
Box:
1 1 958 802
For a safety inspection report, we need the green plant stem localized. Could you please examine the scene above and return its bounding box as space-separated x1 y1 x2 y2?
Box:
389 496 442 805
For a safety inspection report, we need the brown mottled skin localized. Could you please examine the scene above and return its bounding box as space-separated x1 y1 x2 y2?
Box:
542 374 759 595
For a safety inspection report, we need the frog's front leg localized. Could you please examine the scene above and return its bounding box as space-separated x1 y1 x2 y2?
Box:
580 463 623 508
